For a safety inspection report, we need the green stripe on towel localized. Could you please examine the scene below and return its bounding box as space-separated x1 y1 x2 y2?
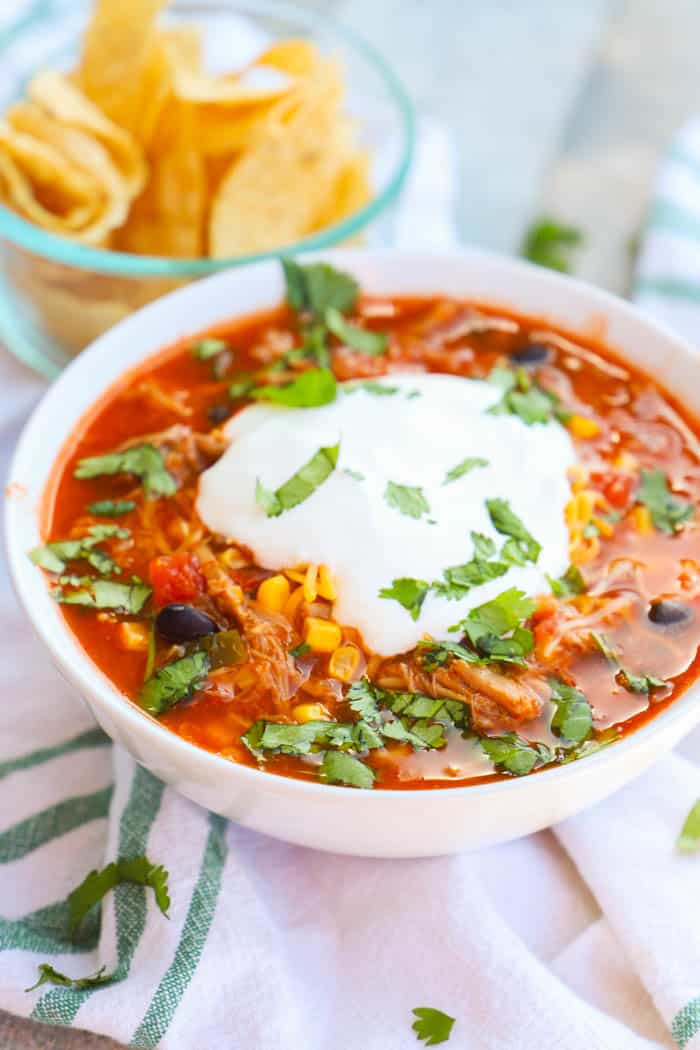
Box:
0 728 110 783
129 814 228 1049
32 765 164 1027
646 199 700 242
636 276 700 303
0 786 113 864
0 899 99 955
672 996 700 1049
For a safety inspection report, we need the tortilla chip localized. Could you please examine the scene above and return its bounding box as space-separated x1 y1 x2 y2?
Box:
160 26 203 73
257 39 319 76
310 153 371 231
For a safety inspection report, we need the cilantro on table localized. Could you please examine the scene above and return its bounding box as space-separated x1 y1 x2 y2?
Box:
256 442 339 518
190 337 230 361
442 457 488 485
547 564 586 598
250 367 337 408
412 1006 456 1046
591 631 668 695
450 588 537 666
26 964 113 993
549 679 592 744
139 652 209 715
325 306 387 355
282 258 358 318
521 216 584 273
480 733 552 776
54 576 152 614
486 498 541 563
636 468 694 534
378 577 431 620
30 524 128 576
75 443 176 499
384 481 430 520
677 798 700 854
488 366 570 425
321 750 375 789
87 499 136 517
68 856 170 935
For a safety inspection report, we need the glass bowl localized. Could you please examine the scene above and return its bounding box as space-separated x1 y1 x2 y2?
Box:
0 0 414 378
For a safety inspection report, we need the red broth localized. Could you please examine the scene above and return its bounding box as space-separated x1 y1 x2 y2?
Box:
38 288 700 790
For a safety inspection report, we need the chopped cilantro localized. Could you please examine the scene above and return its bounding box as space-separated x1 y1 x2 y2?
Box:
26 964 112 993
549 679 592 744
30 524 128 576
346 678 383 725
68 856 170 935
256 443 339 518
547 564 586 597
486 498 541 562
229 375 256 400
412 1006 455 1046
443 457 489 485
481 733 552 776
344 468 365 481
488 367 570 425
378 577 430 620
320 750 375 789
325 306 387 355
417 639 480 670
87 499 136 517
282 258 358 318
54 577 151 614
190 337 230 361
250 367 337 407
637 469 694 534
677 799 700 853
384 481 430 520
289 642 311 660
139 652 209 715
344 380 399 396
451 588 536 665
521 216 584 273
591 631 669 695
75 443 176 499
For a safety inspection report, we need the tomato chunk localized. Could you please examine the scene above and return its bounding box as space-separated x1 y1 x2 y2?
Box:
594 471 635 510
149 553 204 606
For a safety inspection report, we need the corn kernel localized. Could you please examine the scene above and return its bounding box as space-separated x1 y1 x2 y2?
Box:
284 584 307 622
630 504 653 536
328 644 361 683
568 414 601 440
284 567 307 584
256 574 290 614
218 547 247 569
304 616 342 653
117 621 150 651
303 564 319 602
566 491 596 527
292 702 331 723
317 564 337 601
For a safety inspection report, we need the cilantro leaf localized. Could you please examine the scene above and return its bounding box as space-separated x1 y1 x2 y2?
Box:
289 642 311 660
325 306 387 355
451 588 536 665
436 531 509 600
87 499 136 517
480 733 552 776
30 524 128 577
412 1006 455 1046
549 679 592 744
379 577 430 620
591 632 669 695
380 717 447 750
344 380 399 396
191 337 230 360
229 375 256 400
547 564 586 598
521 216 584 273
256 443 340 518
417 639 480 670
443 457 489 484
384 481 430 520
54 576 152 614
26 964 112 993
320 750 375 789
251 367 337 408
346 679 383 725
344 468 365 481
488 366 570 425
139 652 209 715
386 691 469 729
486 498 541 563
677 798 700 854
282 258 358 318
75 444 176 499
68 856 170 936
637 468 694 534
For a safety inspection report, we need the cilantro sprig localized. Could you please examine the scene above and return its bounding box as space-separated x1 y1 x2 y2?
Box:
451 588 536 665
68 857 170 935
378 577 431 620
250 367 337 408
412 1006 456 1046
549 679 592 744
30 524 128 577
26 964 113 993
480 733 552 776
139 652 209 715
636 469 694 535
443 457 488 485
256 443 340 518
54 576 152 614
488 366 570 425
591 631 668 695
325 306 387 355
75 443 176 499
384 481 430 520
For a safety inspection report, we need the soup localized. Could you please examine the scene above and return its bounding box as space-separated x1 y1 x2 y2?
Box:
32 260 700 790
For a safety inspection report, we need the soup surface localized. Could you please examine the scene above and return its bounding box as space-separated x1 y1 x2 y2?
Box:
34 260 700 790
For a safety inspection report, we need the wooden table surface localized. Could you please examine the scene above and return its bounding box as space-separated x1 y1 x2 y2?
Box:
3 0 700 1046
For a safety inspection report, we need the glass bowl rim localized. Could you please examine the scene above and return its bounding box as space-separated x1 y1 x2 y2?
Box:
0 0 415 276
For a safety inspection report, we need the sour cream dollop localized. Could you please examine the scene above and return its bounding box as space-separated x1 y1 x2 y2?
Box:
196 373 576 655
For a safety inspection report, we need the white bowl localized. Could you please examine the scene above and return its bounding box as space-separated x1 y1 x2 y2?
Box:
6 249 700 858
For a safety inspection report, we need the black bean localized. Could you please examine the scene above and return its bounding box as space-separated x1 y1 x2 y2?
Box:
509 343 550 366
156 604 219 643
207 403 230 425
648 600 693 628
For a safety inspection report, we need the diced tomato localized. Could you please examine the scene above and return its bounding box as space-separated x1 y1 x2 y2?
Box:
149 553 204 606
590 470 635 510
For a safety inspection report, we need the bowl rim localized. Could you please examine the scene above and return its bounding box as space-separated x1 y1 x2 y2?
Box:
6 245 700 806
0 0 415 276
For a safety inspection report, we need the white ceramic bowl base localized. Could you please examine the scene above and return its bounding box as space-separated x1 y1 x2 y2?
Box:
6 250 700 858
